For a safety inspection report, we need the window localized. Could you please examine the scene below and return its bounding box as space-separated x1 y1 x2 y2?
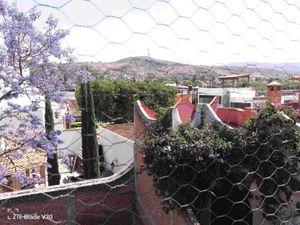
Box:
230 102 251 109
199 95 215 103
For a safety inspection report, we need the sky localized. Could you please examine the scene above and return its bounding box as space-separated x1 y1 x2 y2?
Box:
7 0 300 65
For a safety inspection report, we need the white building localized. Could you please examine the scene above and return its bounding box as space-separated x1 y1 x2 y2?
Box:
196 87 256 109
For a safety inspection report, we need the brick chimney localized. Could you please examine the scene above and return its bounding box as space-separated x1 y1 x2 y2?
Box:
267 81 282 106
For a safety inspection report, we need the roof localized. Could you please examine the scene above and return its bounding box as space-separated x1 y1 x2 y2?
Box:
291 76 300 81
0 149 46 174
218 74 250 80
267 81 282 86
174 98 195 123
177 85 198 90
198 88 225 96
136 100 156 121
198 87 255 97
229 89 256 103
67 100 81 117
102 123 134 141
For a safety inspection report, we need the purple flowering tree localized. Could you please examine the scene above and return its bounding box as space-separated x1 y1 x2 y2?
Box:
0 1 91 188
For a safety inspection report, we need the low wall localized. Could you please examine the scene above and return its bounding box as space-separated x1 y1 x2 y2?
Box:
0 166 135 225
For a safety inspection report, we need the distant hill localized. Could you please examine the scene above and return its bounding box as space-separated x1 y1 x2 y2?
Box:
82 57 295 83
227 62 300 76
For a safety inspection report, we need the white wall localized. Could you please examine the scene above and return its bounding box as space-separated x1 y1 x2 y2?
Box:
98 127 134 173
59 126 134 174
58 128 82 155
172 107 181 130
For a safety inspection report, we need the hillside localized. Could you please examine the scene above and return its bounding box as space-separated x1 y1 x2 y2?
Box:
83 57 294 82
227 62 300 75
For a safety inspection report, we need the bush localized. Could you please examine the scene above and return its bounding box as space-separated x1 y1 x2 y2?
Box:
70 121 104 129
143 104 300 225
70 122 82 128
75 80 177 122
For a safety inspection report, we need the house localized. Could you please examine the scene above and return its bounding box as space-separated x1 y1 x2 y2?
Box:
0 92 71 191
196 87 256 109
97 123 134 174
0 147 47 192
133 77 300 225
193 95 256 128
62 122 134 178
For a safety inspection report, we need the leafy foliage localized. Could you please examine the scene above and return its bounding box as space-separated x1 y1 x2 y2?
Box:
76 79 177 122
143 104 300 224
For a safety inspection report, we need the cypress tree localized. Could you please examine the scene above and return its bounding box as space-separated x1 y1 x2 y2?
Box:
81 82 100 179
45 94 61 185
81 83 88 178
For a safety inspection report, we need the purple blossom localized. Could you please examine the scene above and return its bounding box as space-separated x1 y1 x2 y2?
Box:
30 116 41 128
13 172 27 187
65 113 75 123
59 151 70 166
0 1 93 186
13 171 43 188
196 155 204 161
0 165 8 185
45 162 52 169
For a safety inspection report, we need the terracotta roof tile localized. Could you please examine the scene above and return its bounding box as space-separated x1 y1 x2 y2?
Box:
0 149 46 174
139 101 156 120
102 123 134 141
174 98 195 123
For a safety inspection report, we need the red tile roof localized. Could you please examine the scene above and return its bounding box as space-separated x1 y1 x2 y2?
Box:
102 123 134 141
138 100 157 120
174 98 195 123
0 149 46 174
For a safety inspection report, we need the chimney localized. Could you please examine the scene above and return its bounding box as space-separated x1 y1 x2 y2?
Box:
267 81 282 106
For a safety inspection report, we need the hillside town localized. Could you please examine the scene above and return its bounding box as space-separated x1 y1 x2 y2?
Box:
0 1 299 225
0 70 299 224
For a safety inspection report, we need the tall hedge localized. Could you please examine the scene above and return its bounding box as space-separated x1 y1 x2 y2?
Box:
76 80 177 122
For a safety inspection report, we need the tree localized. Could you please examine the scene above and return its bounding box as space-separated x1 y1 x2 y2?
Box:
81 82 100 179
75 80 177 122
0 1 91 187
45 94 60 185
242 104 300 223
143 104 300 225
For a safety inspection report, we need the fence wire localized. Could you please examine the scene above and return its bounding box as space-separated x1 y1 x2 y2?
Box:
0 0 300 225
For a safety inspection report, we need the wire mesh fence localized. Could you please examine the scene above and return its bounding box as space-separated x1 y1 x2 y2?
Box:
0 0 299 225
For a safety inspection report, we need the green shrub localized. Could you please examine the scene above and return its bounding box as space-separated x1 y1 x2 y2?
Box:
70 121 104 129
143 104 300 224
75 80 177 122
70 122 82 128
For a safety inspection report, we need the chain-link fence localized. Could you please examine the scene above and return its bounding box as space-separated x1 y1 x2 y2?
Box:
0 0 300 225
